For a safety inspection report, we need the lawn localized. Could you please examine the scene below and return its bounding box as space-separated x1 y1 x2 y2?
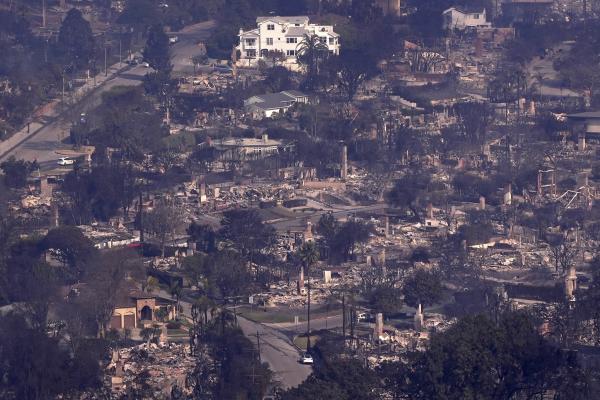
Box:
236 304 342 324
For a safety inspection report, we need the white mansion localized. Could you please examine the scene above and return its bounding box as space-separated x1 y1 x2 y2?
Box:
237 16 340 69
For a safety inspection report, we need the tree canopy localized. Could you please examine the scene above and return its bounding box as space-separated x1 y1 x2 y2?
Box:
57 8 95 70
402 268 443 309
143 24 172 74
219 209 276 259
397 313 589 399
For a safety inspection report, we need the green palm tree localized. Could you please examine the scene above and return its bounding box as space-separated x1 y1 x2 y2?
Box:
296 34 329 89
297 241 319 351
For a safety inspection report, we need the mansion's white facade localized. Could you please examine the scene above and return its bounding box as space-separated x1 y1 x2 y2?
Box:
237 16 340 69
442 7 491 30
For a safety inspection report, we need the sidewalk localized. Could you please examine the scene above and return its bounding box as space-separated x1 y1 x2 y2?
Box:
0 59 133 160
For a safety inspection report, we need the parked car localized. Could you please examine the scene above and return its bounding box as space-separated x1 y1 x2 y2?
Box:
57 157 74 166
300 353 313 364
141 61 150 68
169 36 179 44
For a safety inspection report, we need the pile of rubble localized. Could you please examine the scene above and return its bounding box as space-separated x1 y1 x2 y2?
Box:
108 342 196 398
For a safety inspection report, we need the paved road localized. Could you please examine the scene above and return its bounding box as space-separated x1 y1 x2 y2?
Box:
156 290 312 390
270 314 344 334
0 21 215 166
237 316 312 390
269 202 388 232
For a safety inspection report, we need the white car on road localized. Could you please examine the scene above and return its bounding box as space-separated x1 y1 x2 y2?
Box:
300 353 313 364
57 157 74 166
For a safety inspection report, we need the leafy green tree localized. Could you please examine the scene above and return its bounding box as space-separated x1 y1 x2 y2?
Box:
211 249 253 299
282 332 381 399
317 212 339 240
369 285 404 315
385 172 431 221
188 321 271 399
81 249 144 338
57 8 95 70
61 163 139 224
184 250 254 300
402 268 443 309
117 0 160 33
316 212 339 258
329 219 372 263
4 252 57 329
263 66 293 92
350 0 383 23
0 313 105 400
0 156 37 188
456 211 495 247
397 313 589 399
39 226 97 275
83 86 167 159
331 49 377 101
187 221 216 252
144 200 183 257
182 253 210 289
219 209 276 259
143 24 172 74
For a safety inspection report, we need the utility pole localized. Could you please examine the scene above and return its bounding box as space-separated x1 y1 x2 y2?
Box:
256 331 261 362
104 46 108 76
342 293 346 342
119 39 122 68
42 0 46 28
139 192 144 243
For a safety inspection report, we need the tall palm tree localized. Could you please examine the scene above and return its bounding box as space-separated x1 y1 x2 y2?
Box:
297 241 319 351
296 34 329 89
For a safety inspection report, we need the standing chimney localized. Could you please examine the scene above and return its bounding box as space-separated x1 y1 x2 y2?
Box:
53 203 59 227
504 183 512 205
199 180 207 203
479 196 486 210
565 265 577 299
374 312 384 339
384 215 390 237
297 266 305 294
414 304 424 331
579 132 586 151
341 145 348 180
304 221 314 243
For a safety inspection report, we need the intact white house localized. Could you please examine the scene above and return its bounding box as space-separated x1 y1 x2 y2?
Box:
244 90 309 119
237 16 340 70
442 7 491 30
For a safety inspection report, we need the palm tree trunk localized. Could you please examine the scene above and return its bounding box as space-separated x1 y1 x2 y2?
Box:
306 268 311 351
